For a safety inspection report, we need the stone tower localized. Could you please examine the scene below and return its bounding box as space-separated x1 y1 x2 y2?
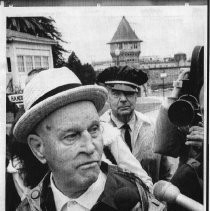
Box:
108 16 142 66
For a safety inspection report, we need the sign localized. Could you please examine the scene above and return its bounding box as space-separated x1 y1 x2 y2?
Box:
16 103 24 108
8 94 23 103
160 73 167 78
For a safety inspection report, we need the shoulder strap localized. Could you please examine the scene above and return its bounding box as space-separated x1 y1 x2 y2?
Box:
135 180 166 211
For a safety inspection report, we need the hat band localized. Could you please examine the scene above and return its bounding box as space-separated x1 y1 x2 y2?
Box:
105 80 139 88
29 83 81 109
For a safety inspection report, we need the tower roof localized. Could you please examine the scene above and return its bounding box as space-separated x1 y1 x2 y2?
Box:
108 16 142 44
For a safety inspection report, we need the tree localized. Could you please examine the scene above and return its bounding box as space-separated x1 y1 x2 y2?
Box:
7 17 68 67
82 63 96 85
66 51 96 85
66 51 82 71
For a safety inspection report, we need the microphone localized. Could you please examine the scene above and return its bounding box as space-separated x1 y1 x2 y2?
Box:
114 187 139 211
153 180 204 211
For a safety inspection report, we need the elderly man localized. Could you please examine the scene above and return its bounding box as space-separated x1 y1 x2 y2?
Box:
97 66 171 183
13 67 164 211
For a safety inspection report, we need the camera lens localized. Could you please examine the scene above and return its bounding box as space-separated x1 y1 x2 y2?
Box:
168 100 195 127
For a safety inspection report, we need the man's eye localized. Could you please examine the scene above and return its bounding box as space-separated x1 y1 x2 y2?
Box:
88 125 100 135
63 133 79 144
112 91 120 96
125 92 135 97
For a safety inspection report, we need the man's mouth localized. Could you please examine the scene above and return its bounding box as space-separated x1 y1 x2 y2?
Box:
119 106 130 110
78 161 99 169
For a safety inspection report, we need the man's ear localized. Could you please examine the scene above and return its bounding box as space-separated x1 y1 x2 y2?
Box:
107 88 111 104
107 94 111 104
27 134 47 164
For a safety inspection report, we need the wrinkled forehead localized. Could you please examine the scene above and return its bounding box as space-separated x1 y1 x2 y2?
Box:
35 101 99 132
107 83 139 93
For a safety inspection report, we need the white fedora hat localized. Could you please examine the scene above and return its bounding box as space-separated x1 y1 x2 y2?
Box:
13 67 108 142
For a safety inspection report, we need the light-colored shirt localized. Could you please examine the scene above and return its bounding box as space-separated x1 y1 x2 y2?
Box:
101 109 173 183
51 171 106 211
110 112 136 150
100 119 153 191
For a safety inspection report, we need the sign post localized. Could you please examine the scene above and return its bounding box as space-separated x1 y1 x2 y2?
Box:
160 72 167 97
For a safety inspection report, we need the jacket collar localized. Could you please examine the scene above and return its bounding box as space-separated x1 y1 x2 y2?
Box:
101 109 152 125
101 109 153 144
28 162 141 211
40 172 56 211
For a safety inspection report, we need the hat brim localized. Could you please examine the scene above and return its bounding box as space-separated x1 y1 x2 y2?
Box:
108 84 139 92
13 85 107 142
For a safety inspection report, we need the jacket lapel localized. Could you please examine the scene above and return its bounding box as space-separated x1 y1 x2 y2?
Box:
133 115 143 147
40 173 56 211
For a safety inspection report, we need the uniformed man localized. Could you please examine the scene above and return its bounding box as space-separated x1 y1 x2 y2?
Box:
97 65 171 183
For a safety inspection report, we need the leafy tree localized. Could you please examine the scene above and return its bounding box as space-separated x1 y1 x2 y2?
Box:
7 17 68 67
66 51 82 71
82 63 96 85
66 51 96 85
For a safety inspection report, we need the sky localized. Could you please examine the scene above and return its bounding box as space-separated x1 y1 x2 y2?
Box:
2 5 207 64
50 6 207 64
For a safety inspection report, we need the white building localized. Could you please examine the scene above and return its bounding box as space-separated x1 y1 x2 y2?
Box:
6 29 57 93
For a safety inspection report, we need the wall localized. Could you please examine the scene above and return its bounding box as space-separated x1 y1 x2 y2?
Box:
6 41 54 93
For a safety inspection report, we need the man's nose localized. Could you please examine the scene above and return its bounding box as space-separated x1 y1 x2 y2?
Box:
119 92 127 101
82 130 95 154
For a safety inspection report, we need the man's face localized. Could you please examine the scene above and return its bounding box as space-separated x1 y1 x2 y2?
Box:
108 87 138 120
35 101 103 193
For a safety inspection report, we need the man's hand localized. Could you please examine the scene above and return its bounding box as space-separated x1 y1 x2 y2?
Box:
171 69 190 98
185 124 204 148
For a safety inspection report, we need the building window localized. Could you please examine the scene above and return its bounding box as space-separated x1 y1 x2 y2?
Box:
7 57 11 72
25 56 33 73
119 43 122 49
34 56 42 68
17 55 50 73
17 56 25 72
42 56 49 69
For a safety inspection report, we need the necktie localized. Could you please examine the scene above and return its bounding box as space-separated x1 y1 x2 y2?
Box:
122 124 132 152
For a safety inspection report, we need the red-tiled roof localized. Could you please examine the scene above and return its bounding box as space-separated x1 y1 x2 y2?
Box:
108 16 142 44
7 29 57 45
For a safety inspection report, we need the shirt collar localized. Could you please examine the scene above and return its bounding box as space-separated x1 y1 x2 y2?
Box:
110 111 136 131
50 171 106 211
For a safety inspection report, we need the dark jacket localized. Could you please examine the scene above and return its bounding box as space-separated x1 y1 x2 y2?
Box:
6 173 21 211
16 162 165 211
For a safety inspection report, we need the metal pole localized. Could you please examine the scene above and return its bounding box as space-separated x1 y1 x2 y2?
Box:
162 78 165 97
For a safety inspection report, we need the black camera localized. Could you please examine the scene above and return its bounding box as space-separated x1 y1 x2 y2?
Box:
168 46 204 127
168 94 202 127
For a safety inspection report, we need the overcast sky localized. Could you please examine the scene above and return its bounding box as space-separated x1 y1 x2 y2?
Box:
3 6 207 64
50 6 207 64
